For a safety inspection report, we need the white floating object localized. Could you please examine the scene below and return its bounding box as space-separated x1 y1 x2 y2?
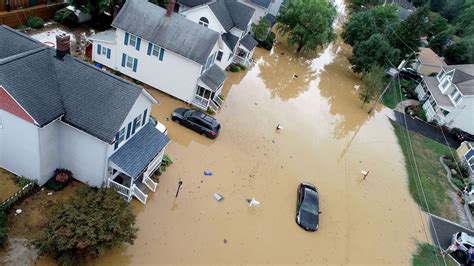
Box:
276 124 283 131
213 193 224 202
15 209 22 214
47 192 53 196
247 198 260 207
361 170 369 178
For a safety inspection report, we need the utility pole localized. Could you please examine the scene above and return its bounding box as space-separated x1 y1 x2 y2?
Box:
368 57 412 114
175 180 183 198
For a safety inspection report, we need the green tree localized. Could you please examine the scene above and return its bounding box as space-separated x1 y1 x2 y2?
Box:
430 0 447 13
412 0 428 7
342 5 399 46
440 0 464 22
444 38 474 64
390 6 429 57
456 6 474 37
351 33 400 73
252 17 271 42
276 0 337 52
360 65 385 107
427 12 448 37
429 30 450 55
36 188 138 265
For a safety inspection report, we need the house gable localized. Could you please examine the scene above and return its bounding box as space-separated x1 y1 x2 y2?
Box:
181 5 226 34
0 85 35 124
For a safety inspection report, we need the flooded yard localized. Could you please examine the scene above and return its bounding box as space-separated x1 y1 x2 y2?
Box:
92 7 428 266
0 169 20 203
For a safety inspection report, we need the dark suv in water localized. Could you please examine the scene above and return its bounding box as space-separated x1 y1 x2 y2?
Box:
171 108 220 139
296 182 320 232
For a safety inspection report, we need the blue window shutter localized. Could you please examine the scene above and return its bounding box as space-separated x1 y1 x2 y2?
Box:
142 109 148 126
126 122 132 139
106 48 111 59
159 48 164 61
114 132 119 150
97 44 101 55
147 43 152 56
124 32 129 45
132 121 137 135
136 37 141 50
133 58 138 72
121 53 126 67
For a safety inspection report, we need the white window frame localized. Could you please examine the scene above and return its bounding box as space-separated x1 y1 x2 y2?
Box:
134 114 142 130
199 17 209 27
453 93 462 104
126 55 134 69
152 44 160 57
102 46 107 55
129 34 137 47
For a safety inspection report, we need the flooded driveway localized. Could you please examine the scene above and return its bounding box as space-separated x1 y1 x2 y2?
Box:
93 1 428 265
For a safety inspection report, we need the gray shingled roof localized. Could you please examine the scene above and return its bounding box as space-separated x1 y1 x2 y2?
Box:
112 0 219 65
199 64 228 91
178 0 211 7
109 121 169 178
0 25 143 143
0 27 44 59
88 30 116 43
240 34 258 51
222 32 239 50
444 65 474 96
209 0 255 31
423 76 454 107
250 0 271 8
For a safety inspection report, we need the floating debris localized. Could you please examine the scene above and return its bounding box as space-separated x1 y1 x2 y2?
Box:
213 193 224 202
15 209 22 215
246 198 260 207
204 171 212 176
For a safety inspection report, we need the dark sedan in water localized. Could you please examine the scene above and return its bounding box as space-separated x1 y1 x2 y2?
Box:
171 108 220 139
296 182 320 232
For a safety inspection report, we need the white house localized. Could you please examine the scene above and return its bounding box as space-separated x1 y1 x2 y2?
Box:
178 0 258 69
0 25 169 204
237 0 272 23
413 47 446 76
415 64 474 134
90 0 228 112
457 141 474 176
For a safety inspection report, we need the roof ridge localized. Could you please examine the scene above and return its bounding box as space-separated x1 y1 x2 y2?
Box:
0 46 48 65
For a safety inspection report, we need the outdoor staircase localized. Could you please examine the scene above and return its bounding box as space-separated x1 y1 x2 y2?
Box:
209 96 224 113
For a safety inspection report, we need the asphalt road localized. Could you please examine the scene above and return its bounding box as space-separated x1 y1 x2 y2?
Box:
429 214 474 265
392 111 461 149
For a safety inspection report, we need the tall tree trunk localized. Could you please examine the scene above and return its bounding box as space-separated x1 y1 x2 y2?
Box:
297 43 303 52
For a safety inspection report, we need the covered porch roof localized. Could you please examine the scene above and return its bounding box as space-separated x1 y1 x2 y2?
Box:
240 34 258 51
199 64 228 92
109 121 169 178
88 30 116 44
422 76 454 109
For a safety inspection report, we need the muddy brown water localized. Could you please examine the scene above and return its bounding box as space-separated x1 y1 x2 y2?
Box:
29 1 428 264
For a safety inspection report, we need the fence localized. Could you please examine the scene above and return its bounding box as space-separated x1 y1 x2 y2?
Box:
0 182 36 210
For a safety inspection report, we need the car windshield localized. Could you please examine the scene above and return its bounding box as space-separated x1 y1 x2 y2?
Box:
301 189 318 215
183 110 195 117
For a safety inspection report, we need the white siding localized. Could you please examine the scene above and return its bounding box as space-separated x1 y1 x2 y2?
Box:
215 43 233 70
181 6 225 34
112 29 203 104
38 120 60 184
91 41 117 69
0 110 42 184
444 97 474 135
268 0 282 16
59 122 108 187
108 93 153 157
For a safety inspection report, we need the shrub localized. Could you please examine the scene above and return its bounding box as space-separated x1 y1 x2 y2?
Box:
206 107 216 115
54 8 78 27
46 169 72 191
218 94 225 101
35 188 137 265
452 178 465 190
229 64 240 72
0 208 7 246
14 176 32 187
162 154 173 167
259 32 276 50
27 16 45 29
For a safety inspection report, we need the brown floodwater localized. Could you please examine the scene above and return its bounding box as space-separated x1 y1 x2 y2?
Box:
94 2 427 265
31 1 429 264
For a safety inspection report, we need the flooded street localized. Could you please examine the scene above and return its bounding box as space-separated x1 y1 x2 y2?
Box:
91 2 428 264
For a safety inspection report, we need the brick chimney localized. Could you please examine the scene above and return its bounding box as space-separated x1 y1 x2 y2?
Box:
166 0 176 17
56 33 70 59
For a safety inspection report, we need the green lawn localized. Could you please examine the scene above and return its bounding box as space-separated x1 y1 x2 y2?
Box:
412 243 458 266
382 81 407 109
392 122 458 220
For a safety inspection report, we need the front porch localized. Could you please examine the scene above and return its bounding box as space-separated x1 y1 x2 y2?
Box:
232 35 258 68
107 120 169 204
192 64 227 112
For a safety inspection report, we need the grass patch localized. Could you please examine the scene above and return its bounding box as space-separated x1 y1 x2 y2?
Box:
412 243 457 266
382 81 407 109
392 122 458 220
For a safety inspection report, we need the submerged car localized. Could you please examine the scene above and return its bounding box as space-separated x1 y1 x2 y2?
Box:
171 108 220 139
296 182 320 232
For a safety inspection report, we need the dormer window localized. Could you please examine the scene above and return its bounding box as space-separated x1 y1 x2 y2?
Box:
436 70 444 80
440 77 450 92
199 17 209 27
453 93 462 104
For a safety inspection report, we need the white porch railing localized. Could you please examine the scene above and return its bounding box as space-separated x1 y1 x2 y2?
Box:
423 100 437 122
214 95 224 107
415 84 427 100
132 184 148 204
143 173 158 192
108 178 132 202
192 94 209 110
233 55 252 67
209 100 219 113
145 150 164 177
